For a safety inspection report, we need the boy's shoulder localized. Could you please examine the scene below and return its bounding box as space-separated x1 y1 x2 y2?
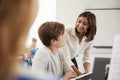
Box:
34 47 51 59
37 47 49 54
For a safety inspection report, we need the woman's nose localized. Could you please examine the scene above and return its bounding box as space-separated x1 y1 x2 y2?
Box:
78 23 83 28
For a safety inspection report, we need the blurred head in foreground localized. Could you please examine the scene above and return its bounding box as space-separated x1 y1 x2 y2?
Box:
0 0 38 79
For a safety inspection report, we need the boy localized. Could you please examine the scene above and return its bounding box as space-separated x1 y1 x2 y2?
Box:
32 22 76 80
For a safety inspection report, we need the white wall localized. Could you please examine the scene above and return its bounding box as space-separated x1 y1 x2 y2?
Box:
56 0 120 27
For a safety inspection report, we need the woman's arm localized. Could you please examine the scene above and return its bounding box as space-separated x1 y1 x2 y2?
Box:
83 41 92 73
83 62 90 73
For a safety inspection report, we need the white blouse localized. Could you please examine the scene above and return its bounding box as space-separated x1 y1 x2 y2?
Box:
61 27 92 66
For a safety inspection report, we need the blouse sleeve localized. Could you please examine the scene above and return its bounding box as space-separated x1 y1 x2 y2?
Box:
83 41 92 63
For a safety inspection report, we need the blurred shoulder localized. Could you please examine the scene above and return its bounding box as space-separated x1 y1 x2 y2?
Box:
14 68 58 80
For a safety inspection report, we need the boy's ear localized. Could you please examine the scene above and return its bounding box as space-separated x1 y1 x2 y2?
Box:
51 39 57 45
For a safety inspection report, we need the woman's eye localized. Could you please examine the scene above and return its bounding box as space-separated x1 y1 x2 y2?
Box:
77 20 81 23
83 23 87 25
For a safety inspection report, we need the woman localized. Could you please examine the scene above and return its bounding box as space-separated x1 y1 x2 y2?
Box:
62 11 97 75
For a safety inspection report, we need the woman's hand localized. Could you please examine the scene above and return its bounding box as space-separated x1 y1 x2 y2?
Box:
71 65 82 76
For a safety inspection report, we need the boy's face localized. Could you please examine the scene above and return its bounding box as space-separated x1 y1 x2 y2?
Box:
54 34 64 48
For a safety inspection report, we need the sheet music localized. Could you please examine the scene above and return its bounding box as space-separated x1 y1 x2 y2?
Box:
108 34 120 80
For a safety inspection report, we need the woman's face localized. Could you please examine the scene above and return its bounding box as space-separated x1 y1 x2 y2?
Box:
75 17 89 34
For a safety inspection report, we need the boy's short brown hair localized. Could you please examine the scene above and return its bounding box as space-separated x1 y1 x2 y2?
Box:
38 21 65 46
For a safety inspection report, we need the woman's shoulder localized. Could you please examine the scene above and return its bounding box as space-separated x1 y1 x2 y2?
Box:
66 27 73 33
65 27 76 40
65 27 73 37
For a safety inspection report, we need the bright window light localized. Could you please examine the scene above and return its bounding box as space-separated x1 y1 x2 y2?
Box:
26 0 56 48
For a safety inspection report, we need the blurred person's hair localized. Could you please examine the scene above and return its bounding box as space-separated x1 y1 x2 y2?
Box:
0 0 38 79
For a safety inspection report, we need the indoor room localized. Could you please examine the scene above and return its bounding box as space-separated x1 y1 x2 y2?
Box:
26 0 120 80
1 0 120 80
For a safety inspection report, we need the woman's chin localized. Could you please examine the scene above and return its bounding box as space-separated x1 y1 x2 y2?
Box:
78 30 84 33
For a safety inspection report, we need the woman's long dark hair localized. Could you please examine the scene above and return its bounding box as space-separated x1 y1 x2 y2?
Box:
77 11 97 42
